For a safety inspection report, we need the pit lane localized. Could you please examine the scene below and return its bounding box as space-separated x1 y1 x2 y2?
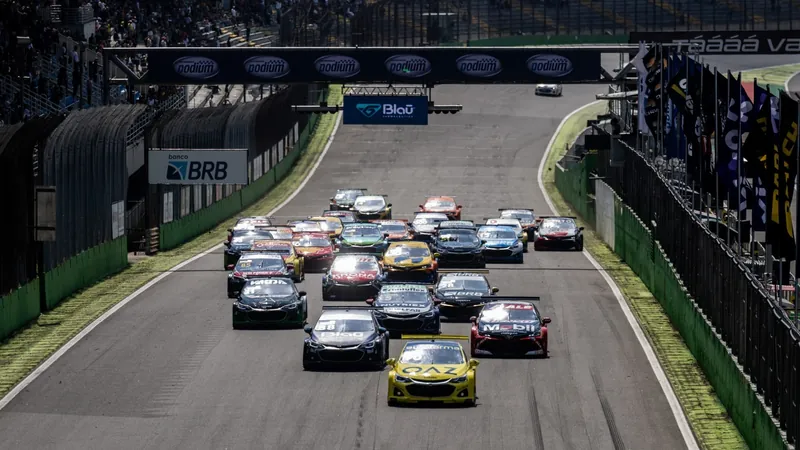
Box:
0 54 793 450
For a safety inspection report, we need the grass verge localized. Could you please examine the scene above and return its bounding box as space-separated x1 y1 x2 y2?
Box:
0 87 343 399
541 102 748 449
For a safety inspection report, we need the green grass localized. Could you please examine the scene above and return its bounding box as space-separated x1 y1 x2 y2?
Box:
740 63 800 92
542 102 748 450
0 87 343 398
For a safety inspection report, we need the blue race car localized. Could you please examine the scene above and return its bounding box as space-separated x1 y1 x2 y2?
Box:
477 225 524 263
366 284 440 337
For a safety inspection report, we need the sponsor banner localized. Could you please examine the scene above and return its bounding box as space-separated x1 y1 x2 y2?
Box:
148 149 248 185
629 31 800 54
343 95 428 125
140 48 601 85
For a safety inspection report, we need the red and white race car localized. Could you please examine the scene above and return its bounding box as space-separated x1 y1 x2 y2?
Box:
470 297 551 358
321 254 384 301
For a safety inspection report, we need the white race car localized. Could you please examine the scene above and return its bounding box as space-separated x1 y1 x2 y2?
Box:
535 84 563 96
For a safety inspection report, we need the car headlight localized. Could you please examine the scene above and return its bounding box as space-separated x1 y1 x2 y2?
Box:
282 302 298 310
361 338 381 349
307 341 325 350
421 311 435 318
514 241 523 248
450 375 467 383
234 301 252 311
395 375 411 383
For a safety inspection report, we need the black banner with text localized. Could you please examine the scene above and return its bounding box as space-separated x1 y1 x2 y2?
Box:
630 31 800 55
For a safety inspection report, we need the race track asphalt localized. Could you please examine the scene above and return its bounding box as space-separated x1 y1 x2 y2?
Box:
0 54 782 450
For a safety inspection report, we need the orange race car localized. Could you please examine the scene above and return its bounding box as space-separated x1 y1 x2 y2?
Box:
292 232 335 272
419 196 462 220
370 219 414 241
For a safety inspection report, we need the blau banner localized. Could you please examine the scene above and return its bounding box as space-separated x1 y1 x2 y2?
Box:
343 95 429 125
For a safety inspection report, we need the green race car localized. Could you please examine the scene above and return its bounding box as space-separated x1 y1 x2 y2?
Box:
232 278 308 329
335 223 389 256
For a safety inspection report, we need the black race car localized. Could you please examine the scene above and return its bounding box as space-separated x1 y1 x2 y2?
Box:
532 216 584 251
322 209 358 224
432 228 485 268
432 271 499 321
227 252 292 298
232 278 308 329
329 188 367 211
223 229 275 269
302 307 389 370
352 195 393 221
366 284 441 336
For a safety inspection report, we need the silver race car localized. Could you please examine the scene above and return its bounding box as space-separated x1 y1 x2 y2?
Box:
535 84 563 96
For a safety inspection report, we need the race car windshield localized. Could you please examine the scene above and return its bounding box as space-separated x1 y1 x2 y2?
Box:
438 233 480 244
425 200 456 209
500 211 534 224
478 229 518 239
377 291 429 303
438 277 490 292
377 223 406 233
386 246 430 258
332 258 379 272
314 221 341 232
354 198 385 208
480 306 539 323
334 190 363 202
293 223 322 232
342 227 382 237
314 318 375 333
231 231 274 245
241 282 295 297
413 217 446 225
294 236 331 247
539 220 577 233
259 247 292 255
236 258 285 271
399 344 465 365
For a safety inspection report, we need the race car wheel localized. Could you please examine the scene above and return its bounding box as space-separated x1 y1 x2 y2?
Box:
233 322 243 330
302 360 315 371
523 244 529 253
227 291 237 299
575 241 584 252
464 399 476 407
388 398 398 407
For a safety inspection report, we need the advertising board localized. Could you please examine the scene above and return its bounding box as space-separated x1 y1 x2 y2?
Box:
343 95 429 125
148 149 248 185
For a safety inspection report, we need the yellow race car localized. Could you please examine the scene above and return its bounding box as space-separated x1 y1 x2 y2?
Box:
250 239 305 282
386 336 479 406
382 241 438 283
308 216 344 240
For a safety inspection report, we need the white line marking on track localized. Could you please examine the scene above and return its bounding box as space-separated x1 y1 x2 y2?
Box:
0 112 344 411
537 101 700 450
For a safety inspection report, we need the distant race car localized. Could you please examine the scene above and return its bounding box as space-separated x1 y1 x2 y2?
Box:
382 241 439 284
419 196 462 220
232 278 308 329
302 307 389 370
532 216 584 251
287 220 325 234
335 223 389 255
250 239 305 282
470 298 551 358
432 227 485 268
477 226 524 263
322 210 358 224
366 284 441 336
435 220 476 234
386 338 479 406
535 84 563 96
227 253 292 298
432 271 499 321
259 226 294 240
329 188 367 211
411 212 450 242
308 216 344 240
223 228 274 269
226 216 274 242
371 219 414 241
498 208 537 240
322 254 385 301
485 217 528 251
352 195 393 221
292 232 335 272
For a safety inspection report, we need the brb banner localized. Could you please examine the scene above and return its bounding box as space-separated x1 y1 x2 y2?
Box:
136 47 602 85
148 149 248 185
343 96 429 125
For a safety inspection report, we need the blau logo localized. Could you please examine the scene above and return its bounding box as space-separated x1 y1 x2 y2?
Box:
526 54 574 77
167 161 188 180
356 104 382 118
244 56 290 79
455 54 502 77
314 55 360 78
385 55 432 77
173 56 220 80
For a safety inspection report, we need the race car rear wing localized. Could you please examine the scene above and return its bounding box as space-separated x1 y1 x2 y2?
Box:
438 269 490 274
497 208 533 212
481 296 541 301
535 215 577 220
321 306 378 310
401 334 470 340
370 219 408 223
337 188 368 191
